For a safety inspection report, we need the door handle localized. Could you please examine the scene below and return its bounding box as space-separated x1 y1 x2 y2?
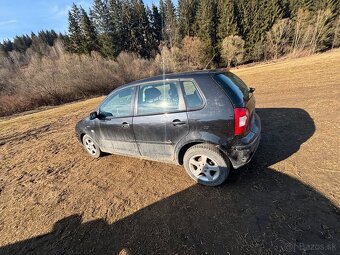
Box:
121 122 130 128
172 119 186 126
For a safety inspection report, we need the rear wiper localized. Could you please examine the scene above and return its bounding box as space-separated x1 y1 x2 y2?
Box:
249 87 255 93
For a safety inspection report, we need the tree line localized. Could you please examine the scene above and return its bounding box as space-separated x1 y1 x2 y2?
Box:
64 0 340 67
0 0 339 116
0 30 64 57
1 0 340 69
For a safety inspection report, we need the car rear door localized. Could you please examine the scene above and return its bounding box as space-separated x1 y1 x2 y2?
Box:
96 86 140 156
132 80 189 161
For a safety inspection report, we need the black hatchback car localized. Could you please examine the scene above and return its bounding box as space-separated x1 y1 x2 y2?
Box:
75 70 261 186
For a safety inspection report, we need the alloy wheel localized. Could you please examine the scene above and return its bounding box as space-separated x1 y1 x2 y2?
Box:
188 154 220 182
84 138 97 155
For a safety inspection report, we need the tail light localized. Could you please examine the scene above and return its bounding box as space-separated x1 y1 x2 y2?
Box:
234 108 249 136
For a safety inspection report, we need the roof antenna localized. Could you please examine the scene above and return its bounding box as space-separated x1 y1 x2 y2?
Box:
204 53 217 70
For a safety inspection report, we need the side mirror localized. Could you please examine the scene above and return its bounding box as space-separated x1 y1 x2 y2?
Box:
89 111 98 120
249 87 255 93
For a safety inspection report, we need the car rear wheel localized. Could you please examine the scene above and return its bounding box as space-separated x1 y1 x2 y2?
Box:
183 144 230 186
82 134 102 158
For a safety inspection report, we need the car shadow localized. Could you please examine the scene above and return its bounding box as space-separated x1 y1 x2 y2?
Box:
253 108 316 168
1 108 339 254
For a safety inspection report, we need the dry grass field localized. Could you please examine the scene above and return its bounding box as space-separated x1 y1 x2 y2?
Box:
0 49 339 254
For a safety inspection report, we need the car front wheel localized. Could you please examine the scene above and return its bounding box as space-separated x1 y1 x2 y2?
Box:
183 144 230 186
82 134 102 158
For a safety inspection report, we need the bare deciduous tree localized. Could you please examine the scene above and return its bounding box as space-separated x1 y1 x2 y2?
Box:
220 35 245 67
181 36 204 70
155 45 184 72
309 9 333 54
0 47 161 116
332 16 340 49
291 9 312 54
291 8 333 55
266 19 292 59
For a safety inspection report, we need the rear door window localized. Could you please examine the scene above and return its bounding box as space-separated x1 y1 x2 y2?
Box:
137 82 181 115
181 81 203 109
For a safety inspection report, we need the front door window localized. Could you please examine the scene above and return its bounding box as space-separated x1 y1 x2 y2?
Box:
99 87 135 118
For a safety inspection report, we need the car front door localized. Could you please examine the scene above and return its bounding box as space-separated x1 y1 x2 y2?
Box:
132 80 189 161
95 86 140 156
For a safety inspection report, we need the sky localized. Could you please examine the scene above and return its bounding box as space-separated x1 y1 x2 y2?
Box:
0 0 172 41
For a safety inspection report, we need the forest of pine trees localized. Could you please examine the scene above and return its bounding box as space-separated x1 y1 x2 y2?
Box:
0 30 61 59
1 0 340 68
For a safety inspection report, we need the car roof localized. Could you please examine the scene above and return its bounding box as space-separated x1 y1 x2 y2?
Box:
123 69 228 87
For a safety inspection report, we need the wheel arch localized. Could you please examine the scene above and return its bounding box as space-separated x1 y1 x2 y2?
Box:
177 141 219 165
80 133 86 142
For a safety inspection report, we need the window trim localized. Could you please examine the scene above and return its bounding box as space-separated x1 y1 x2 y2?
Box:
179 78 206 111
97 85 137 120
133 79 187 117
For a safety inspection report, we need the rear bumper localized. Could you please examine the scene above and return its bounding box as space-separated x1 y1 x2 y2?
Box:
219 113 261 169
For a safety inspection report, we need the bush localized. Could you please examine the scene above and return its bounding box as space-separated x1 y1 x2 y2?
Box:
0 48 161 117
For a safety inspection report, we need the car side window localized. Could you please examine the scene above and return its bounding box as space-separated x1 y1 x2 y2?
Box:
137 82 180 115
99 87 135 118
182 81 203 109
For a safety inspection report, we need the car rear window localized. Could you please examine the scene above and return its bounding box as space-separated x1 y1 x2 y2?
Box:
214 73 250 101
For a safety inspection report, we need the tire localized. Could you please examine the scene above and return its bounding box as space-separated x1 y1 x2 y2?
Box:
82 134 102 158
183 143 230 186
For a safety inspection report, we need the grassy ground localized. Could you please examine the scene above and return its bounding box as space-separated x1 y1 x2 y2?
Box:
0 49 339 254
